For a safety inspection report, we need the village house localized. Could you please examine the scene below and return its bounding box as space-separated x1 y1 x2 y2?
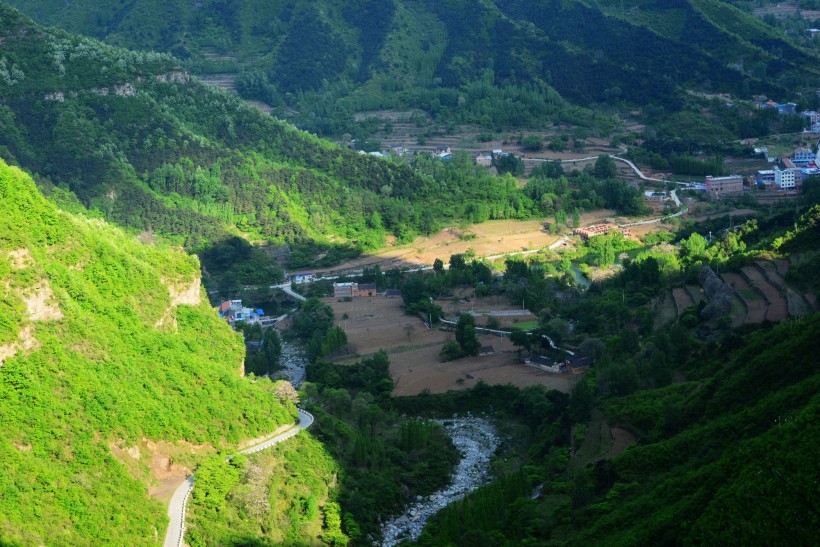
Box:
218 299 265 325
433 146 452 160
573 223 632 241
333 282 377 298
526 355 565 374
791 147 815 165
775 167 798 190
705 174 743 198
474 153 493 167
756 169 776 190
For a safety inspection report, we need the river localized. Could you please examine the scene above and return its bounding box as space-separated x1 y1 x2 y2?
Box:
381 417 499 546
276 340 306 387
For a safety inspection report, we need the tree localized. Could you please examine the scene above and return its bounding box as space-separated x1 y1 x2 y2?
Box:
402 274 428 308
492 154 524 176
593 154 617 179
455 314 481 356
293 298 334 338
440 339 464 361
578 337 606 364
680 232 707 261
433 258 445 275
521 135 543 151
509 329 532 353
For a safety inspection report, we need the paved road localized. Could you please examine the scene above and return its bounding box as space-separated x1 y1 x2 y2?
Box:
163 409 314 547
272 282 308 302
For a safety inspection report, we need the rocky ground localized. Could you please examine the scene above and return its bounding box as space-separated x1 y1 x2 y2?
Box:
381 416 499 546
273 340 306 387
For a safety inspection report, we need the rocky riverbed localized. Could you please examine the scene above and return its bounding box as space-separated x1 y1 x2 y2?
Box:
381 417 499 546
275 340 306 387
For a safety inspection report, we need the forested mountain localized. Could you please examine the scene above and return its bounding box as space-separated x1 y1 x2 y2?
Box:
0 2 657 285
0 158 298 544
413 314 820 545
6 0 818 133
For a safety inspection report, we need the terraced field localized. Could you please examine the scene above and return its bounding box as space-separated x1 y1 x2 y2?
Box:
722 272 767 323
741 265 788 322
658 259 813 328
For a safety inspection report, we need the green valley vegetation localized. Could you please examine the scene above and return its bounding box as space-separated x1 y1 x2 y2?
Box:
406 316 819 545
185 434 343 546
202 348 464 544
392 198 820 545
0 158 299 544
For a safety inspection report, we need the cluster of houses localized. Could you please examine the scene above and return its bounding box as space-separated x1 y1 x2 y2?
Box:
687 143 818 198
474 149 512 167
754 145 818 191
756 98 820 134
331 281 403 299
572 223 632 241
218 299 267 326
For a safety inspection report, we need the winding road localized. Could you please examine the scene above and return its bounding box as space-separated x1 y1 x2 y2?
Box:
163 409 314 547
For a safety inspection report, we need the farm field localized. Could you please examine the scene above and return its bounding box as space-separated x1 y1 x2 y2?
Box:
741 265 788 322
297 218 577 276
323 295 575 395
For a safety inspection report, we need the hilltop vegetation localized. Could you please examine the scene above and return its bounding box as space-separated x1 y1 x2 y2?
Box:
0 3 651 288
0 158 297 544
7 0 818 138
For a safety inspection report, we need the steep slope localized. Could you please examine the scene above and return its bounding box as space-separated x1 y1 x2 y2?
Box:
0 3 430 258
0 158 296 545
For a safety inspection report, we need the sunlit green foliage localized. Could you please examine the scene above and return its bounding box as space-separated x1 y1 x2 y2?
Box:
186 434 341 546
0 159 296 544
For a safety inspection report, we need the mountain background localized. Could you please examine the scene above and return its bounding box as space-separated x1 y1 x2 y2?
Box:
6 0 819 136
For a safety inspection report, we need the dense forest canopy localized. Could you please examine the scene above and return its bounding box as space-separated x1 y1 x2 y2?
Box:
0 1 662 290
5 0 819 137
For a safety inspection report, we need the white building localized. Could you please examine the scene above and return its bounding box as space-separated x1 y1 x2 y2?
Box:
775 167 797 190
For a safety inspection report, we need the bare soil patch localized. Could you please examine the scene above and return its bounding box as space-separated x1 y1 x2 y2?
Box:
654 292 678 329
389 338 575 396
323 296 575 394
326 296 447 356
606 427 637 459
294 214 626 276
742 265 788 322
672 287 694 317
685 285 705 306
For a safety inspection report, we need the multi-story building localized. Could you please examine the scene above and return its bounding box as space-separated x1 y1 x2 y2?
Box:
775 167 797 190
705 175 743 197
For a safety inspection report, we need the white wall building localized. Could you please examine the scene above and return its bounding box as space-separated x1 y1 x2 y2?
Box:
775 167 797 190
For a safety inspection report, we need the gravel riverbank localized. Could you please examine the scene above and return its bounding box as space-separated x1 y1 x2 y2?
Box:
381 417 499 546
275 340 306 387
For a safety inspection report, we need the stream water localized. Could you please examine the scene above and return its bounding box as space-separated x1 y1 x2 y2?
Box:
381 417 499 546
274 340 499 547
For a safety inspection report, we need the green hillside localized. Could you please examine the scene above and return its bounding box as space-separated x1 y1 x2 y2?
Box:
6 0 818 135
411 314 820 545
0 3 609 278
0 158 297 544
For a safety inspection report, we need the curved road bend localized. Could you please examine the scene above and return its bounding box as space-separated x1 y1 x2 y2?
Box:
163 409 315 547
